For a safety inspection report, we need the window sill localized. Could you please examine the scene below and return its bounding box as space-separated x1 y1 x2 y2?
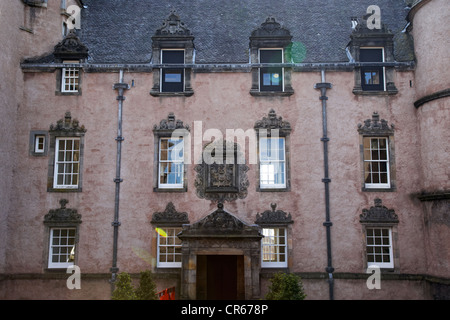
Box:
257 187 290 192
250 89 294 97
353 88 398 96
362 186 396 192
150 90 194 97
48 187 82 193
55 91 82 96
153 187 187 193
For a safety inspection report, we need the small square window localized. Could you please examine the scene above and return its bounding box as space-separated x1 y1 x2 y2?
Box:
35 135 46 153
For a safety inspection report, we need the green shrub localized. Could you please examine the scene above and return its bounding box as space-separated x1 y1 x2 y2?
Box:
135 270 157 300
111 272 136 300
265 272 306 300
111 270 158 300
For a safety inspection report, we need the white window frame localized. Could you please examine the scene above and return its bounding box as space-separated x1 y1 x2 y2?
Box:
258 48 284 92
48 227 76 269
158 137 184 189
360 47 386 91
160 49 185 93
61 60 80 93
261 227 288 268
365 227 394 269
259 137 286 189
363 137 391 189
156 227 182 268
34 135 46 153
53 137 81 189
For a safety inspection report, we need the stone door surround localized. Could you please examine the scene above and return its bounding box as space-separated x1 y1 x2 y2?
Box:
178 203 263 300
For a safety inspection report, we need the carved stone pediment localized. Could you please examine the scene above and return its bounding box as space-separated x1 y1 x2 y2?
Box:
360 198 398 223
49 112 86 134
254 109 292 136
357 112 394 136
153 113 190 133
151 202 189 226
255 203 293 225
154 11 193 37
54 30 88 60
178 203 262 239
44 199 82 224
250 17 292 40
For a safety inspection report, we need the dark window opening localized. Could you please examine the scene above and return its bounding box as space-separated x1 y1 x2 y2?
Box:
360 48 384 91
260 50 283 92
161 50 184 92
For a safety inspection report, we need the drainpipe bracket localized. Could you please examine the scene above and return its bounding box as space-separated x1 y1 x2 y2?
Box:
111 221 121 227
323 221 333 227
314 82 332 89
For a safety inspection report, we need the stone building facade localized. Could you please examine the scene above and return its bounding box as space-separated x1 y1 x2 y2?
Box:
0 0 449 299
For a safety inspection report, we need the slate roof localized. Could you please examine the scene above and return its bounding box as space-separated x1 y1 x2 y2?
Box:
80 0 413 64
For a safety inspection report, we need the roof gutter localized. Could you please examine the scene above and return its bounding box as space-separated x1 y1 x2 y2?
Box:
20 61 415 73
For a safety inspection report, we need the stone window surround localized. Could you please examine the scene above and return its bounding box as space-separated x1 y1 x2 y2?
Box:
43 199 82 272
358 112 396 192
29 130 49 156
254 109 292 192
47 112 86 193
349 17 398 95
256 203 294 271
150 12 194 97
153 113 190 192
55 61 83 96
249 17 294 97
360 198 399 271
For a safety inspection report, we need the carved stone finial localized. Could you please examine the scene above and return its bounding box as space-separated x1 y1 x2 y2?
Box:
357 112 394 135
154 11 192 36
360 198 398 223
44 199 82 224
254 109 292 135
251 17 292 38
255 203 293 225
153 113 190 132
49 112 86 133
151 202 189 226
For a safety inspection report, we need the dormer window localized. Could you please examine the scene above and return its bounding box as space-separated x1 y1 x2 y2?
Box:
150 12 194 97
53 30 88 96
250 18 294 96
348 16 397 95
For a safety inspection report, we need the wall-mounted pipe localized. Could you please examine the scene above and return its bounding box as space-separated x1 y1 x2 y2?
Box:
314 70 334 300
110 70 129 292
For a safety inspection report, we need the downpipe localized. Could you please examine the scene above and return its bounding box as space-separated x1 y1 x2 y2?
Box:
314 70 334 300
110 70 130 292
